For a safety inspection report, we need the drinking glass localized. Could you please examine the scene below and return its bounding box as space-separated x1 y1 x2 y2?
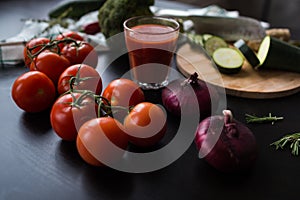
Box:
124 16 180 89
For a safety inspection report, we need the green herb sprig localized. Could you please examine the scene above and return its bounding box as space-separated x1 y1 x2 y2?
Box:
245 113 283 125
270 133 300 156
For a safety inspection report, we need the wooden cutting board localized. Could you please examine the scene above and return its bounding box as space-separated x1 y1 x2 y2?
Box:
176 43 300 99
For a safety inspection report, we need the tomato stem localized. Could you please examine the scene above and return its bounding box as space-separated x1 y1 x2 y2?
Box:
27 37 80 59
68 65 84 92
64 83 132 119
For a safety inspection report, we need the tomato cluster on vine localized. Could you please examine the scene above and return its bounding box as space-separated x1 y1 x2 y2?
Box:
11 31 168 167
12 31 99 113
23 31 98 85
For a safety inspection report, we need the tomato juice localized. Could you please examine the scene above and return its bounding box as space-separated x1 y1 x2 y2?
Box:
124 18 179 89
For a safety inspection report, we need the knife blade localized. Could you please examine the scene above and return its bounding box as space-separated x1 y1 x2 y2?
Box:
153 7 267 41
188 15 266 41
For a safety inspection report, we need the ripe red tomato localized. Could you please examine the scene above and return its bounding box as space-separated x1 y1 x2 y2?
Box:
55 31 84 50
76 117 128 167
30 50 70 85
102 78 145 121
124 102 167 147
57 64 103 95
102 78 145 107
23 37 50 67
56 31 84 41
61 41 98 68
11 71 56 113
50 93 98 141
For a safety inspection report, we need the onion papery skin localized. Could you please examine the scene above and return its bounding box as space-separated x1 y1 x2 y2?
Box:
161 73 219 120
195 112 258 173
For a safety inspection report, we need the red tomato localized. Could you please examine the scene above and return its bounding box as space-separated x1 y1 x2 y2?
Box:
50 93 98 141
57 64 102 95
124 102 167 147
23 37 50 67
56 31 84 41
102 78 145 107
55 31 84 50
76 117 128 167
102 78 145 121
30 50 70 85
61 41 98 68
11 71 56 113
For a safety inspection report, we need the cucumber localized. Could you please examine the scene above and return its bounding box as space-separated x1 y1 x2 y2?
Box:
289 40 300 47
234 39 260 68
212 47 244 74
202 34 213 42
257 36 300 72
186 33 204 46
204 36 228 56
48 0 105 19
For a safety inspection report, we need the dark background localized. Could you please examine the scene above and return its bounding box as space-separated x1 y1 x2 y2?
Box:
168 0 300 39
1 0 300 200
1 0 300 40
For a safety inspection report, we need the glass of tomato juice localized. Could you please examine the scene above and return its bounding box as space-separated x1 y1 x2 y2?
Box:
123 16 180 90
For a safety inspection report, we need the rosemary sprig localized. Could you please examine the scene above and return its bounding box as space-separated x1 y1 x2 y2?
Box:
270 133 300 156
245 113 283 125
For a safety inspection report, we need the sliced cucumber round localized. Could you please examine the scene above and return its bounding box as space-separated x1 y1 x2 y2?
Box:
212 47 244 74
234 39 260 68
204 36 228 56
202 34 213 42
257 36 270 66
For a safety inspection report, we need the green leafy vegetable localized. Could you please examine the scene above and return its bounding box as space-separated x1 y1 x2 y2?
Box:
98 0 154 38
48 0 105 20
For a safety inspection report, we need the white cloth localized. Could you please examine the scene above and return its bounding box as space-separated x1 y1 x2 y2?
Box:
0 11 107 66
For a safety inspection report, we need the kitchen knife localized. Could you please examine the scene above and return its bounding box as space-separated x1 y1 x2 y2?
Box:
152 7 267 41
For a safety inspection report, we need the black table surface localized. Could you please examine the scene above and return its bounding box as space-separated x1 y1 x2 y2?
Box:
1 0 300 199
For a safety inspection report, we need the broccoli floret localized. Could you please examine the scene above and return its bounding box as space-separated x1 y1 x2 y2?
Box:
98 0 154 38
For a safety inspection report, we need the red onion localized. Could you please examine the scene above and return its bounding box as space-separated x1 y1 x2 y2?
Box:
195 110 257 173
161 72 219 119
